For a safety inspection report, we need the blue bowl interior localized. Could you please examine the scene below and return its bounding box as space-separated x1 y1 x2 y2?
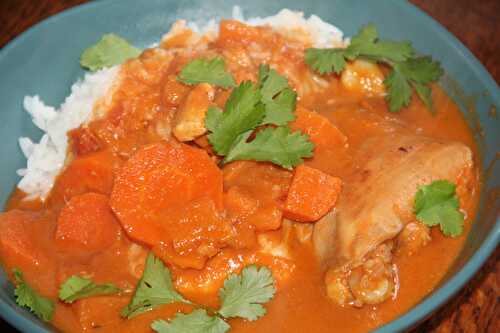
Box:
0 0 498 332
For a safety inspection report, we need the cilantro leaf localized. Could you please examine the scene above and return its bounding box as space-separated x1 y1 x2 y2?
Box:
414 180 465 237
206 106 223 132
384 68 412 112
224 127 314 170
59 275 120 303
413 82 433 111
396 56 444 84
305 48 347 75
217 265 276 321
349 24 378 47
384 57 443 112
151 310 230 333
346 24 414 63
207 81 264 155
305 24 413 74
258 65 297 125
80 34 142 71
177 57 236 88
353 40 414 63
121 253 188 318
13 269 54 322
305 24 443 113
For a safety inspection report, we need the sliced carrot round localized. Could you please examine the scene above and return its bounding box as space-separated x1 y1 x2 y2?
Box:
55 192 120 253
110 141 223 246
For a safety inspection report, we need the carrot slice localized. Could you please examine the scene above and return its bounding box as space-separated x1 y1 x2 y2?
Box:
290 106 347 148
49 150 122 207
284 165 342 222
110 141 223 246
55 193 120 253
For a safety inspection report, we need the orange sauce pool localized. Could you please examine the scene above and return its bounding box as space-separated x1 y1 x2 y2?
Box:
1 19 480 333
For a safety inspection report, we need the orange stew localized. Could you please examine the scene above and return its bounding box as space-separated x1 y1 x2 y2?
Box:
0 20 480 332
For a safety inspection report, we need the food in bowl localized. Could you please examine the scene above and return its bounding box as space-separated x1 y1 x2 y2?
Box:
0 8 481 333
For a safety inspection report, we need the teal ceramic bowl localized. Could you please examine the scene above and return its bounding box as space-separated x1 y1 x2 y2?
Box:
0 0 498 332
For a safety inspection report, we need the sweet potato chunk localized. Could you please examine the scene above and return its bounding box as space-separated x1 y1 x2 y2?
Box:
73 295 130 330
0 210 49 270
284 165 342 222
153 198 234 269
110 141 223 246
55 193 120 253
290 107 347 148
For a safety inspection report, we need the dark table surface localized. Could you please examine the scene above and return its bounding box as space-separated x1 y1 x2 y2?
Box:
0 0 498 332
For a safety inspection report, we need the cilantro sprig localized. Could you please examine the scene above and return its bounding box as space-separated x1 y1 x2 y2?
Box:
224 127 314 169
217 265 276 320
178 57 236 88
80 34 142 71
59 275 121 304
258 65 297 125
305 24 444 112
13 269 54 322
207 81 265 155
151 265 275 333
152 309 230 333
414 180 465 237
120 252 276 332
121 253 188 318
206 64 314 169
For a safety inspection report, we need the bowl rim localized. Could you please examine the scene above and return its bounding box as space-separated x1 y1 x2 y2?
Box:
0 0 498 332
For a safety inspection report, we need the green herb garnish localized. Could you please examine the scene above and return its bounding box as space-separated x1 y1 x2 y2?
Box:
305 24 443 112
151 265 275 333
258 64 297 125
177 57 237 88
121 253 188 318
13 269 54 322
414 180 465 237
59 275 120 303
151 309 230 333
206 65 313 169
80 33 142 71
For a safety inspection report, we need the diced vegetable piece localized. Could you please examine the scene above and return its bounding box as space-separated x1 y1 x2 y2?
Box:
248 204 283 232
290 107 347 148
224 186 259 218
0 211 51 272
73 295 130 330
49 150 121 206
55 193 120 253
153 199 234 269
341 60 385 96
110 142 223 246
173 83 215 142
284 165 342 222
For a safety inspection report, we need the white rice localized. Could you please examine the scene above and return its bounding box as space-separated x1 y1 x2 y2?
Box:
18 67 119 200
17 7 345 200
